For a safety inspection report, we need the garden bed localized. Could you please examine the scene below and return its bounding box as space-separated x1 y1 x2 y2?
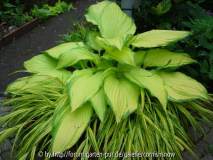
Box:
0 18 39 48
0 0 74 49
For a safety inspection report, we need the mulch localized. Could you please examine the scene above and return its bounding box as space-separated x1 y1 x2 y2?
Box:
0 0 101 95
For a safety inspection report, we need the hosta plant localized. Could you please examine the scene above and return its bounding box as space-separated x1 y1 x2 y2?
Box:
0 1 213 160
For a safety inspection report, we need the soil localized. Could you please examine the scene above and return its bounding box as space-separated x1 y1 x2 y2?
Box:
0 23 15 39
0 0 102 95
0 12 32 39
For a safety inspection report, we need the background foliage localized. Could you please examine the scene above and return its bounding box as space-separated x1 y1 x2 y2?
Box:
132 0 213 93
0 0 73 29
0 0 33 28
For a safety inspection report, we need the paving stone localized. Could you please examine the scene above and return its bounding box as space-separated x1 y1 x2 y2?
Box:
9 149 17 159
0 98 5 104
0 112 9 117
0 107 11 113
202 121 212 129
3 139 12 151
11 138 21 148
10 139 14 144
201 121 211 134
0 106 12 117
200 155 213 160
2 150 11 160
192 148 203 159
9 132 16 138
182 148 202 160
203 128 213 145
183 157 189 160
195 140 210 155
188 126 203 143
1 148 17 160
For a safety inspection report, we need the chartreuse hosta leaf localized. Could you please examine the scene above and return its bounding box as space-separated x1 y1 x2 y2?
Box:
44 42 84 59
124 35 136 47
99 2 136 39
131 30 191 48
5 76 38 94
85 1 111 25
117 63 134 72
67 69 103 112
51 101 92 153
103 68 139 123
95 37 116 53
65 68 96 85
102 46 136 66
86 32 103 52
124 68 167 109
24 54 71 81
98 2 136 50
141 49 197 68
56 47 100 69
5 75 60 94
97 34 132 51
97 60 113 71
90 88 106 122
135 50 147 67
158 71 209 102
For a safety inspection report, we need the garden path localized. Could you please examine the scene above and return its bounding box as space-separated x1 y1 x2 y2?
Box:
0 0 100 95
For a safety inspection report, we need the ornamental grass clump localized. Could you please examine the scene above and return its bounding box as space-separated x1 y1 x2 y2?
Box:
0 1 213 160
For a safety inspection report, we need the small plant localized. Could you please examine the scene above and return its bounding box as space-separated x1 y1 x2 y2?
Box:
45 0 73 16
0 1 213 160
56 17 98 44
31 4 52 20
204 144 213 155
23 13 33 22
31 0 73 20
